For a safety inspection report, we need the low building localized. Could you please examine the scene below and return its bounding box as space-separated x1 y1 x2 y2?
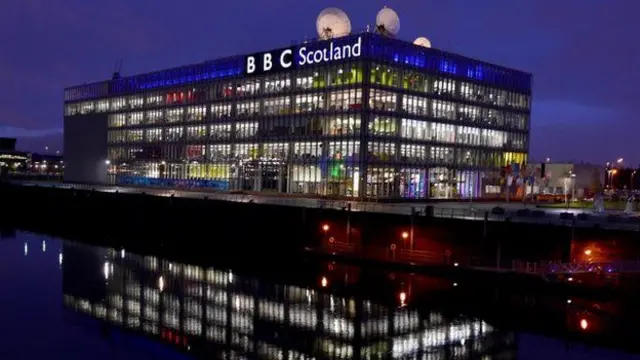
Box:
538 162 603 198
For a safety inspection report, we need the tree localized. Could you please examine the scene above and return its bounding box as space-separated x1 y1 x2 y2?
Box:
590 168 603 195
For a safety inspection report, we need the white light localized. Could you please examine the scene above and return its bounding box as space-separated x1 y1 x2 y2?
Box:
24 243 28 256
120 249 125 258
228 271 234 283
59 252 63 266
104 262 110 280
454 262 459 267
42 240 46 252
105 160 111 165
567 299 572 304
158 276 164 291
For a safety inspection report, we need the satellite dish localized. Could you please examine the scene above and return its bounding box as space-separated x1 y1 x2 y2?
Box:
376 7 400 36
414 37 432 48
316 8 351 40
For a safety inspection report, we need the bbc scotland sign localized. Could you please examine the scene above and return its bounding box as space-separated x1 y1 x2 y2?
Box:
245 36 362 75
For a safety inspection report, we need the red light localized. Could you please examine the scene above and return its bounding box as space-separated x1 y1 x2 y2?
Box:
580 318 588 330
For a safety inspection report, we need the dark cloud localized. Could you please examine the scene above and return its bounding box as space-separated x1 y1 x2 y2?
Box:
1 0 637 163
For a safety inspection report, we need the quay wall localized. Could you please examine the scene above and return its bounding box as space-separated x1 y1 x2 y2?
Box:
1 183 637 265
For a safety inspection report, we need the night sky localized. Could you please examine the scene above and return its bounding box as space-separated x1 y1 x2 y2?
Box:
2 1 638 165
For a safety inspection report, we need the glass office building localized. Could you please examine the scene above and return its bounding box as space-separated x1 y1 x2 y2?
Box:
63 33 531 199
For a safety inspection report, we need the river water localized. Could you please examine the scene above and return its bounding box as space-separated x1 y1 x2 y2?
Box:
0 231 638 360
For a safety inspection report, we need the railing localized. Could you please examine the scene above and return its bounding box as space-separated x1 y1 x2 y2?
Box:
511 259 640 276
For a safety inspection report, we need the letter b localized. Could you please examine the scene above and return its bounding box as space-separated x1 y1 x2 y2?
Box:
246 56 256 74
263 53 273 71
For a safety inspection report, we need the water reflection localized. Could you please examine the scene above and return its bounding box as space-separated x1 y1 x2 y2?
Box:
61 241 514 360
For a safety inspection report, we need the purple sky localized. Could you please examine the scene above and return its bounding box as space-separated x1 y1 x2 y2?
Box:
2 1 638 165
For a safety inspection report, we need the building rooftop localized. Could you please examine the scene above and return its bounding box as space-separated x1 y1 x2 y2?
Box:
64 32 532 103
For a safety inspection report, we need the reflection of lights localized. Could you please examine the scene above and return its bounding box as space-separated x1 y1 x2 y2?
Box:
24 243 28 256
584 249 592 256
121 248 125 258
42 240 46 252
401 231 409 239
228 271 234 283
103 262 110 280
322 224 329 232
321 276 328 288
580 318 588 330
158 276 165 291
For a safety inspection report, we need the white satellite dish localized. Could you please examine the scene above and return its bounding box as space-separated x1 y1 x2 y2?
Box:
316 8 351 40
414 37 432 48
376 7 400 37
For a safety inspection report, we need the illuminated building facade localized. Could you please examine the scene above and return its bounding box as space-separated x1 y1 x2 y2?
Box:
63 33 531 199
62 242 517 359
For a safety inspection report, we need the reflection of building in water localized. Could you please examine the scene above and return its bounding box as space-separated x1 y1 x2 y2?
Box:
62 242 516 359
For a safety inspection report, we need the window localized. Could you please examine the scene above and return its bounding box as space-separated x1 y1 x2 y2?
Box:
96 100 109 112
187 106 206 122
264 75 291 94
328 116 361 136
400 119 428 140
211 104 231 119
370 117 396 136
430 123 455 143
296 70 326 89
432 100 456 120
187 126 207 140
430 147 454 164
209 145 231 161
128 112 144 126
263 143 289 160
126 130 143 142
434 78 456 97
293 142 321 162
235 144 259 160
328 89 362 111
167 108 184 123
370 89 396 111
236 80 260 97
210 124 232 140
370 64 398 87
108 114 126 128
166 127 183 141
400 144 426 163
402 72 428 92
401 95 428 116
146 110 163 125
145 128 163 142
368 142 395 162
294 94 324 113
236 122 258 139
237 101 260 117
264 97 290 115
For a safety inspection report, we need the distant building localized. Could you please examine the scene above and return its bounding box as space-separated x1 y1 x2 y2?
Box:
0 138 29 174
538 162 603 197
0 137 64 177
0 137 17 151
